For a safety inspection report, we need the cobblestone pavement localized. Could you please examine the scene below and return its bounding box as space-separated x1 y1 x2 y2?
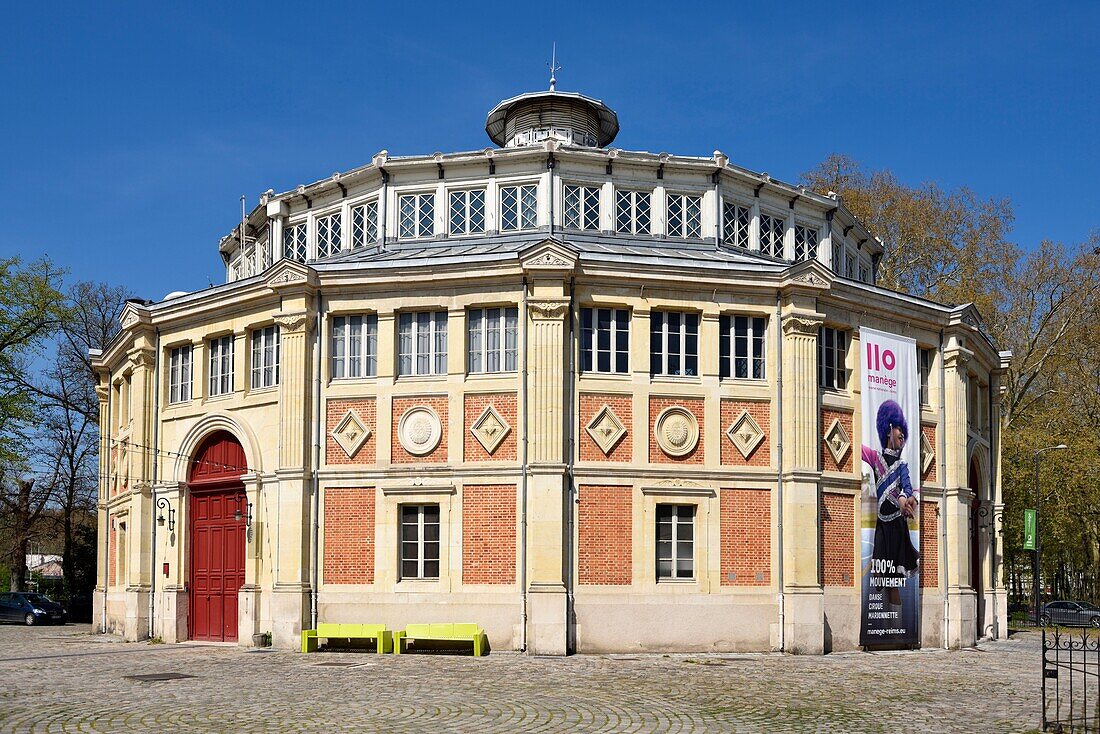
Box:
0 624 1040 733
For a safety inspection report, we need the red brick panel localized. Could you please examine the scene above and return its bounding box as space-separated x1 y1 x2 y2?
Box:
720 399 771 467
463 393 518 462
920 501 939 588
462 484 516 584
326 398 377 465
323 488 375 584
719 489 771 586
821 492 855 587
578 393 632 462
578 485 633 585
922 424 937 484
821 408 854 473
649 397 705 464
391 395 449 463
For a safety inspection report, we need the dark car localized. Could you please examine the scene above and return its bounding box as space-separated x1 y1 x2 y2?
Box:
0 592 67 626
1041 600 1100 627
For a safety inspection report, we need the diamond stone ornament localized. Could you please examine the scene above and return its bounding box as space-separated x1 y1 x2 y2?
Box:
585 405 627 455
823 418 851 466
331 409 371 458
726 409 765 459
470 404 511 454
921 429 935 475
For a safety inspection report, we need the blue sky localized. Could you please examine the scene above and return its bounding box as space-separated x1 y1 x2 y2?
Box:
1 1 1096 300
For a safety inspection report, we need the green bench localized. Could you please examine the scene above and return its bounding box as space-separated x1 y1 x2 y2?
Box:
393 623 488 657
300 623 393 654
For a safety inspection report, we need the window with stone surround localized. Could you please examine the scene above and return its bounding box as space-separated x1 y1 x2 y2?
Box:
760 213 785 259
208 335 234 396
720 315 766 380
919 347 932 406
656 504 694 580
449 189 486 236
794 224 818 262
564 184 600 231
398 192 435 239
615 189 651 235
168 345 192 404
315 212 342 258
650 310 698 377
468 307 518 373
283 222 308 263
250 326 280 390
331 314 378 379
666 193 702 238
580 307 629 374
351 200 378 249
398 310 448 376
400 504 440 580
818 326 848 391
723 201 751 248
500 184 538 231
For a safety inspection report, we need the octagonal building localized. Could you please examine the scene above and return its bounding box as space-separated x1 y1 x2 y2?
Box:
91 82 1008 654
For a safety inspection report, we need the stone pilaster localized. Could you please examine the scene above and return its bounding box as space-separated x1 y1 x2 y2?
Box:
942 337 976 647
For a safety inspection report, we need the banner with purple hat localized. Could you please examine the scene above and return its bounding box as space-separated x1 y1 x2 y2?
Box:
859 327 921 647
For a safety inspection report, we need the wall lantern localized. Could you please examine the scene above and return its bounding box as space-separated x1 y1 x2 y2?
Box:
155 497 175 532
234 496 253 528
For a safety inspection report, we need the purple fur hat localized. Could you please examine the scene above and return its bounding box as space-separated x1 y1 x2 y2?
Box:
876 400 908 448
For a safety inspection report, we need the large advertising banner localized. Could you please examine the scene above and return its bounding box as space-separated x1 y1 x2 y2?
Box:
859 327 921 647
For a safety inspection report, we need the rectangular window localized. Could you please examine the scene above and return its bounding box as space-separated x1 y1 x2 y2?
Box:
720 315 766 380
818 327 848 390
449 189 486 235
666 193 702 238
919 347 932 406
564 184 600 231
398 310 448 376
316 212 342 258
400 504 440 580
168 345 192 404
831 238 843 273
250 326 280 389
794 224 818 262
208 335 234 397
845 248 856 279
615 190 651 235
580 307 629 374
649 311 699 377
859 261 871 284
723 201 751 248
331 314 378 379
351 200 378 249
500 184 538 231
656 504 694 580
760 214 785 259
398 193 435 239
468 307 518 373
283 222 308 263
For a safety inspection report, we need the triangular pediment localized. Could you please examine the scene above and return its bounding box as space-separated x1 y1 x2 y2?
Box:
265 259 317 290
783 258 833 291
520 239 578 273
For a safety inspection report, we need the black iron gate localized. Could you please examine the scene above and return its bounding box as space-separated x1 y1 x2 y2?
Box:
1044 629 1100 732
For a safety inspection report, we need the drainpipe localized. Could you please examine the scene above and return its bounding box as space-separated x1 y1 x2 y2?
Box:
148 328 161 639
939 330 949 648
520 277 529 652
987 379 997 640
547 153 556 237
775 294 785 652
102 368 113 634
377 168 389 252
310 293 323 631
713 170 722 249
565 275 576 653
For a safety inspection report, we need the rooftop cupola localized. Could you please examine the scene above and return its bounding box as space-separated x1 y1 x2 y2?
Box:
485 63 619 149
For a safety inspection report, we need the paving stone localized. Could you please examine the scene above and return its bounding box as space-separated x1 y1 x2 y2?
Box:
0 624 1040 733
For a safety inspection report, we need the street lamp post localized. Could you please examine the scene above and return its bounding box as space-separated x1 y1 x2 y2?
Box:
1034 443 1068 624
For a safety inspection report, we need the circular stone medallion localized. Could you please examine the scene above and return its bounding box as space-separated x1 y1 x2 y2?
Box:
398 406 443 456
654 406 699 457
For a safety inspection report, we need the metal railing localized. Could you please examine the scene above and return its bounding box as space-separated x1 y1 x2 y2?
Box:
1044 628 1100 732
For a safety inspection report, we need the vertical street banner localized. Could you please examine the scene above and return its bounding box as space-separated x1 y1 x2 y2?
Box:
859 327 921 647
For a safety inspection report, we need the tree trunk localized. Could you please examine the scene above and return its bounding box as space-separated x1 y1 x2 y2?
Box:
10 535 28 592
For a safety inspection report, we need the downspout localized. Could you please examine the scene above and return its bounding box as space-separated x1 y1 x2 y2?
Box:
565 275 576 653
102 367 113 634
377 169 389 252
987 379 997 640
149 328 161 639
310 294 323 631
939 330 949 648
520 277 529 652
547 154 556 238
775 294 785 652
713 171 722 249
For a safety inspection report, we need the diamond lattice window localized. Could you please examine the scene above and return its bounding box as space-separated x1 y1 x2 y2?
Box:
398 193 435 239
316 213 342 258
794 225 817 262
760 214 785 259
615 190 651 235
723 202 751 248
564 184 600 231
667 194 702 238
351 200 378 249
449 189 486 236
283 223 308 263
500 184 538 231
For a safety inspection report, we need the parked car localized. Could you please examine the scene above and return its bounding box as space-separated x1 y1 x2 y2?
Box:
0 592 67 625
1041 600 1100 627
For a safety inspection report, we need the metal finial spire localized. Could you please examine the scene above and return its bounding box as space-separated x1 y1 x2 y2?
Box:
547 42 561 91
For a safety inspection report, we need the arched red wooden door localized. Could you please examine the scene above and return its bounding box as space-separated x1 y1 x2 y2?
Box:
188 431 247 642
